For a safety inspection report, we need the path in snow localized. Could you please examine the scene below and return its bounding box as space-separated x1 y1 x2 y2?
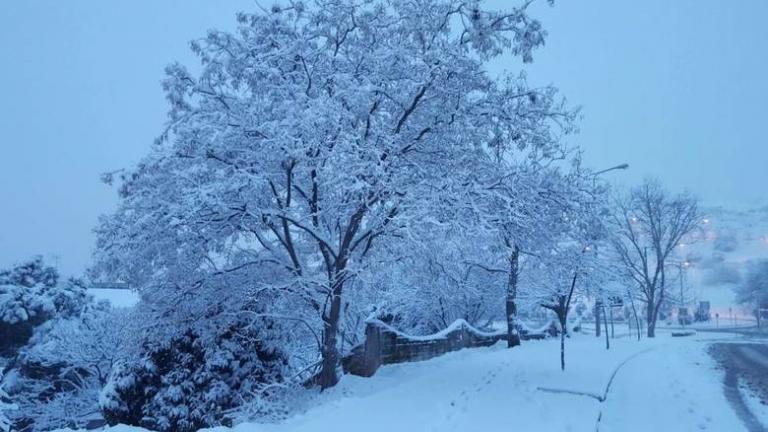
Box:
599 336 751 431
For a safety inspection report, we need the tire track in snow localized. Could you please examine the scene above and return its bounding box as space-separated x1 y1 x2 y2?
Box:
710 343 767 432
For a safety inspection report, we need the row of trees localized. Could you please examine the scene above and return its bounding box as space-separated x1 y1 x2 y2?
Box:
90 0 701 421
2 1 702 430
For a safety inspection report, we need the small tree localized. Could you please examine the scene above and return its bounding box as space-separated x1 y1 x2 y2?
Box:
494 165 578 348
609 180 700 337
521 166 609 369
736 260 768 319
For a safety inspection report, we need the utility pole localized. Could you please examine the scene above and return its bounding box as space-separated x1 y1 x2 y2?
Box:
603 304 610 350
610 306 615 339
595 300 601 337
679 261 687 328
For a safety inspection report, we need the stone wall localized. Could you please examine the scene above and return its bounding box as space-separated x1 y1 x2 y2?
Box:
342 319 551 377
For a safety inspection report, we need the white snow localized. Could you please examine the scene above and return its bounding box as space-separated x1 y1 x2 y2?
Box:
741 385 768 428
76 329 753 432
364 318 505 341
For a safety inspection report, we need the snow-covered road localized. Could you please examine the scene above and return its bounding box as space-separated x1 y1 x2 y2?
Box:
98 331 756 432
710 342 768 431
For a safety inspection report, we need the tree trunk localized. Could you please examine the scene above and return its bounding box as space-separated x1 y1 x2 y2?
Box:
757 309 761 328
646 301 656 338
559 273 579 370
595 301 601 337
628 291 641 341
559 310 567 370
610 307 615 339
506 247 521 348
560 328 566 371
318 275 345 389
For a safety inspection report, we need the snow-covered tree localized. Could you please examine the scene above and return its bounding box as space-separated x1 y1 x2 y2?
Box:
6 302 127 431
368 223 506 334
519 165 610 369
736 260 768 310
609 180 700 337
0 257 88 355
490 162 583 347
93 0 571 389
0 256 58 289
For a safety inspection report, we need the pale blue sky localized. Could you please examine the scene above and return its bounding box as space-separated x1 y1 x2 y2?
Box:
1 1 766 275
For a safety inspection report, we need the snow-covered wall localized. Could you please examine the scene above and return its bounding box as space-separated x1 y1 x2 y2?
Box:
341 319 555 378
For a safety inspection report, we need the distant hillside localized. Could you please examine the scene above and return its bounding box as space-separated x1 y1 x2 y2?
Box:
681 204 768 317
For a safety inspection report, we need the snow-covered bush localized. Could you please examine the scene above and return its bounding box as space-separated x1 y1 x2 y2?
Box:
0 257 58 289
0 373 15 432
736 259 768 308
0 257 88 356
6 302 128 431
100 317 288 432
0 257 100 431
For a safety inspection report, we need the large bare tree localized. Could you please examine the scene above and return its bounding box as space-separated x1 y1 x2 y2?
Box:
610 180 700 337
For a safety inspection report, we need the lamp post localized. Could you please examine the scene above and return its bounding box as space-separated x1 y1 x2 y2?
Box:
591 163 629 339
679 261 690 328
594 163 630 176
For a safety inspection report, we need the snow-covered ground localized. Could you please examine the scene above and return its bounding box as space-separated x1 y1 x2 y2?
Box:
85 329 754 432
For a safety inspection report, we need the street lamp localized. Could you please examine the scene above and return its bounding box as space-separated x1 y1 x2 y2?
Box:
678 261 691 327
